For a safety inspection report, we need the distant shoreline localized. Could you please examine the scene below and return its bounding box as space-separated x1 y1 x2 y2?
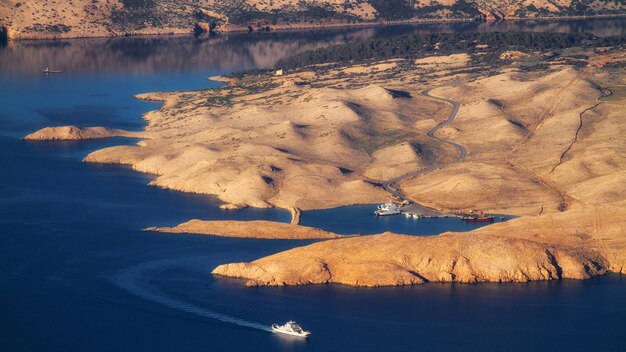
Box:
6 14 626 42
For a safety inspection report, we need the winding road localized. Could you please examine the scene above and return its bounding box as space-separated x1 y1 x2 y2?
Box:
381 84 467 199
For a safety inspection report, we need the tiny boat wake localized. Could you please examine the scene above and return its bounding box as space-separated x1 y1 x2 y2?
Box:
114 257 271 332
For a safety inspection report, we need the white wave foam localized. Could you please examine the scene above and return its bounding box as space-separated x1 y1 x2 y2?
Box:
114 258 271 332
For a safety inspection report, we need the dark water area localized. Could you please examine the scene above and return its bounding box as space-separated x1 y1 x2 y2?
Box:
1 19 626 352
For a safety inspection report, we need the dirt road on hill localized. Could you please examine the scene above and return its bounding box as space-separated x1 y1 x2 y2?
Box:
381 84 467 200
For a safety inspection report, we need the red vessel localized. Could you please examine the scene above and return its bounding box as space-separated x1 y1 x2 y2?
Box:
461 216 494 223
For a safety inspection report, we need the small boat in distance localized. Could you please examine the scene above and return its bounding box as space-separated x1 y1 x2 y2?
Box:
43 67 62 74
375 202 402 216
271 321 311 338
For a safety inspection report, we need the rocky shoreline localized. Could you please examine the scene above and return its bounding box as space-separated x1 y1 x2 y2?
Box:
213 206 626 287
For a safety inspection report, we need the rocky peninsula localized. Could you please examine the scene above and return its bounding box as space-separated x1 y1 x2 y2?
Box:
24 126 148 141
146 219 347 240
213 206 626 286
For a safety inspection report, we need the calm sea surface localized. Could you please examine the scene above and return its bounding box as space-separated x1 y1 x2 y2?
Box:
1 19 625 352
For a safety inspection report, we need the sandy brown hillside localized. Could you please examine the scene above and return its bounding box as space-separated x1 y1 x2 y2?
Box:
1 0 624 39
209 48 626 287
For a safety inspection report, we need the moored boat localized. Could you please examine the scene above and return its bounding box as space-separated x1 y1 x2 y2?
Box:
375 202 402 216
460 211 495 223
461 216 494 223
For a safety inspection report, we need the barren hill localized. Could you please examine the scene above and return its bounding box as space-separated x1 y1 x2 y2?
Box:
1 0 624 39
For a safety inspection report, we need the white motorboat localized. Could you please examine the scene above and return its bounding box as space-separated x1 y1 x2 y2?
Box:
271 321 311 338
375 202 402 216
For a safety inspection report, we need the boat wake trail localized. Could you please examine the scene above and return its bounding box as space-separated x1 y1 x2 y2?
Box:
114 258 271 332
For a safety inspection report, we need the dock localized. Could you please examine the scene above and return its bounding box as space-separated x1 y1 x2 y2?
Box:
398 203 459 219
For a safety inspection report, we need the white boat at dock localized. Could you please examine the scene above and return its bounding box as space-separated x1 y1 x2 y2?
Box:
375 202 402 216
271 321 311 338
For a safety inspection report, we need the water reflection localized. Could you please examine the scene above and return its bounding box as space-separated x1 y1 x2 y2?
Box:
0 30 378 75
0 18 624 75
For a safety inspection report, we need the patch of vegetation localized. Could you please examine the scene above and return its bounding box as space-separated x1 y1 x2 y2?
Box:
604 61 626 69
448 0 483 17
368 0 481 20
276 32 625 70
202 76 280 108
224 5 359 25
519 63 550 72
368 0 417 20
26 24 72 33
513 0 616 16
205 94 236 108
224 69 273 79
245 80 281 96
111 0 165 29
121 0 156 9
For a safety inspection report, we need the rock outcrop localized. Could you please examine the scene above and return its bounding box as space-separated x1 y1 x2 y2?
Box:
212 206 626 287
0 25 14 41
478 9 505 21
146 219 348 240
193 22 212 37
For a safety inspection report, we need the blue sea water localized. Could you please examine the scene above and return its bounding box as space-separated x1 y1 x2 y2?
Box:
1 19 626 352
